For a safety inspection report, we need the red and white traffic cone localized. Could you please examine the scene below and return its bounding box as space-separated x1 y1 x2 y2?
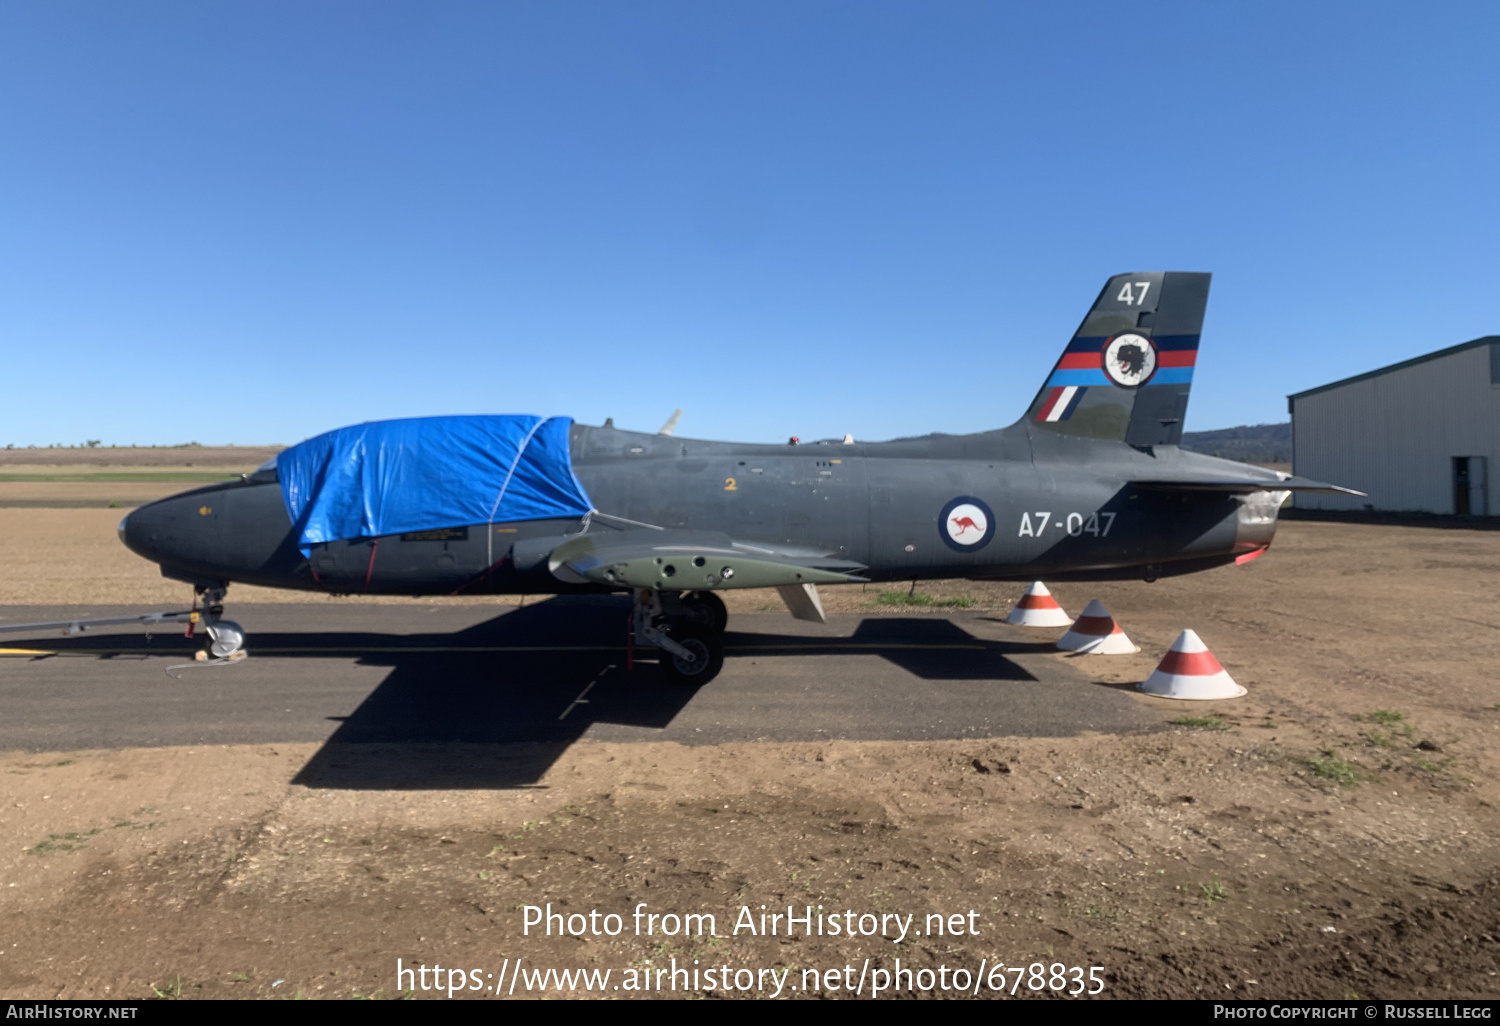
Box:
1055 600 1139 654
1004 581 1072 627
1138 630 1246 700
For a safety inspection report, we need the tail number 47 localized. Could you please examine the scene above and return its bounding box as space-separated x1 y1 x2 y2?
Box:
1019 511 1115 538
1117 281 1151 306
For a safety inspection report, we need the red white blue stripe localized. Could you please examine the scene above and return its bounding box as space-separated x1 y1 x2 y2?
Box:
1036 384 1087 422
1042 334 1200 389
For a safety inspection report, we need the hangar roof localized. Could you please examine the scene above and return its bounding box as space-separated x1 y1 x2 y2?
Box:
1288 335 1500 407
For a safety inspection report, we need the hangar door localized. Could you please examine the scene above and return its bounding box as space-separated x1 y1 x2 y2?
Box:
1453 457 1488 515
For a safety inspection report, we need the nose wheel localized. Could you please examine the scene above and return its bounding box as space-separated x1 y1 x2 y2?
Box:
204 619 246 659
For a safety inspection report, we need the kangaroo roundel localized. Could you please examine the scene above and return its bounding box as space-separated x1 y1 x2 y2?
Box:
1103 333 1157 388
940 496 996 552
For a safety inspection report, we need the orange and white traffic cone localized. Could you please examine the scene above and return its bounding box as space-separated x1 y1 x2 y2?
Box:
1138 630 1246 700
1004 581 1072 627
1056 600 1139 654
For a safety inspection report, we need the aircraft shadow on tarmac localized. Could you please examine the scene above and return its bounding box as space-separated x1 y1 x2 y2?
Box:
10 598 1065 790
290 600 1061 790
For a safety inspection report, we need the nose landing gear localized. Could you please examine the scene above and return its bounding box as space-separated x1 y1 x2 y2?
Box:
631 589 727 685
168 584 248 675
190 586 246 659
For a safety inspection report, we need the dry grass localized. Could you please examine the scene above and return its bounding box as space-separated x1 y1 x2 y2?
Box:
0 457 271 509
0 447 280 468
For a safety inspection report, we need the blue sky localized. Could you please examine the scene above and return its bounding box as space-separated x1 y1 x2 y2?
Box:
2 1 1497 446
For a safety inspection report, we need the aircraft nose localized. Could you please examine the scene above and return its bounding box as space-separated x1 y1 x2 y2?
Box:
115 487 250 575
117 502 163 561
118 507 145 558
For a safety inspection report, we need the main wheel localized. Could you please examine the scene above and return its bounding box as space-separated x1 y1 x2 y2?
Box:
680 591 728 633
658 626 725 686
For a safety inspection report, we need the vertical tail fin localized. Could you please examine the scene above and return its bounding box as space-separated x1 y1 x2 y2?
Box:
1025 271 1211 446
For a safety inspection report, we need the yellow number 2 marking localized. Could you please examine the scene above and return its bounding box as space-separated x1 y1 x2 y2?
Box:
724 477 737 491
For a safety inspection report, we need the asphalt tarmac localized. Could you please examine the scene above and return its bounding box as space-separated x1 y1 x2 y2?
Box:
0 598 1161 787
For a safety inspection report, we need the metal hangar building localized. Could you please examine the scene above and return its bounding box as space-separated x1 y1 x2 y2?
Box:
1288 336 1499 515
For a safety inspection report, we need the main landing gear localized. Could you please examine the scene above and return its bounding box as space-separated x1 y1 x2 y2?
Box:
631 589 727 686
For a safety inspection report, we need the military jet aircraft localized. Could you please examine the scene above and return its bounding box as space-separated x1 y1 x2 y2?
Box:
17 272 1358 684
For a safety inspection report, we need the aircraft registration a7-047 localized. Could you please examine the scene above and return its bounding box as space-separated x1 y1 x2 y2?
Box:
6 272 1357 684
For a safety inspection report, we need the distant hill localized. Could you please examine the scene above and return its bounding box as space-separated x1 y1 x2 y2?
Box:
1180 422 1291 464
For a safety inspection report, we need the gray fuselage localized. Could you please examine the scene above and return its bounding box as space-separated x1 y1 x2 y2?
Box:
118 419 1283 597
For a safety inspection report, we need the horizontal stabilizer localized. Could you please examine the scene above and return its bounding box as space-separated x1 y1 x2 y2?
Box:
545 529 867 590
1132 476 1365 496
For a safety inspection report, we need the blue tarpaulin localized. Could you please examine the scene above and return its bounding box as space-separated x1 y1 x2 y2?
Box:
277 415 593 552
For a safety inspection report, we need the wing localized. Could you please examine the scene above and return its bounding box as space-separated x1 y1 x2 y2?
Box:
544 529 867 589
1131 474 1365 496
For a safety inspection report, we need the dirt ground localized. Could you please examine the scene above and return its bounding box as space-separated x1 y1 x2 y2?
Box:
1 511 1498 1000
0 473 256 510
0 447 276 511
0 449 274 511
0 447 281 468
